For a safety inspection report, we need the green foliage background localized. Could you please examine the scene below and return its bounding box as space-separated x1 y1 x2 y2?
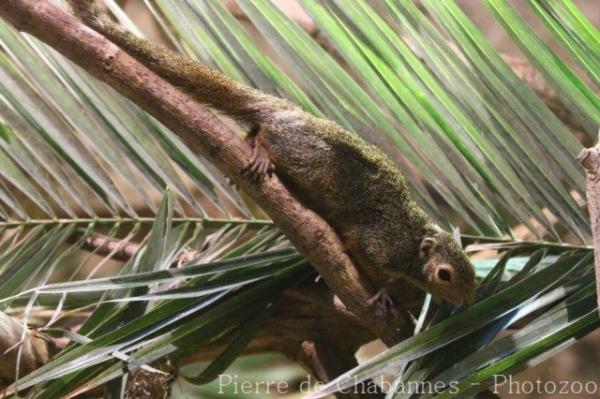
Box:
0 0 598 397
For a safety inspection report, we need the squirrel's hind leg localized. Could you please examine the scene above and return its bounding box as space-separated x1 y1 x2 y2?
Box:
242 124 275 181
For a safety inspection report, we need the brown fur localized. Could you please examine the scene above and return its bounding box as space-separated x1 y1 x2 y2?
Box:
69 0 475 305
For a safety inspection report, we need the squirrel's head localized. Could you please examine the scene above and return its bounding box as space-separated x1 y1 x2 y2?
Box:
417 231 475 306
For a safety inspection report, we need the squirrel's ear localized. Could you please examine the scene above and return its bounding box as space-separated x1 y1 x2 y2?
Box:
419 237 437 260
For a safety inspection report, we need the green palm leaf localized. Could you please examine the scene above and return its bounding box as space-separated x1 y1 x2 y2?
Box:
0 0 597 397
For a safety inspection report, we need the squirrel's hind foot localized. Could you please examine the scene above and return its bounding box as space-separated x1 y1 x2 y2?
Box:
242 130 275 181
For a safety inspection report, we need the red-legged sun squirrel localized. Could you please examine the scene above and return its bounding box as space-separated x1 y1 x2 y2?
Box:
69 0 475 306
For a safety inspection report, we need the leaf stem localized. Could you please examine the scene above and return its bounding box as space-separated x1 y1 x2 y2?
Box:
0 217 273 229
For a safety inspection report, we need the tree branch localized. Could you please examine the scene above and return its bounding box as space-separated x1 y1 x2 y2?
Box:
77 230 144 262
0 0 410 345
73 229 199 265
577 140 600 315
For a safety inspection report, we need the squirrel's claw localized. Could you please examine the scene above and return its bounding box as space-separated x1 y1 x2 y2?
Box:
243 139 274 181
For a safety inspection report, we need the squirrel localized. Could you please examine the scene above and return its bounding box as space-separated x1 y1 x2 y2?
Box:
68 0 475 306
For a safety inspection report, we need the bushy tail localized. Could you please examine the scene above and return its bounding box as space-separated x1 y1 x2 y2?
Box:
67 0 272 123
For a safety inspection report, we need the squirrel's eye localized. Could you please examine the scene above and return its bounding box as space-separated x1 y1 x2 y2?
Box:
438 269 452 282
435 265 454 283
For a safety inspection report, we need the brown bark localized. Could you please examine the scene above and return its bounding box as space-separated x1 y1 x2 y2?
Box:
0 0 409 346
78 230 144 262
74 229 199 264
577 142 600 315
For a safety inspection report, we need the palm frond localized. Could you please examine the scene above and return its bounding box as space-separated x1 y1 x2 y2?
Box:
140 0 593 240
0 0 598 397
